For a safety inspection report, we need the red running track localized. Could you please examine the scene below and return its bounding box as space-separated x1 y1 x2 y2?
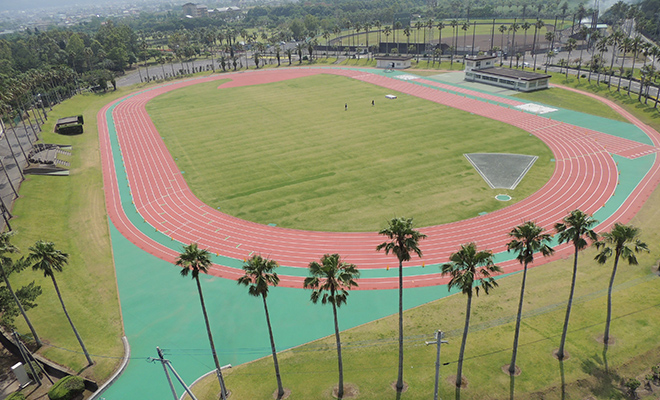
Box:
97 68 660 290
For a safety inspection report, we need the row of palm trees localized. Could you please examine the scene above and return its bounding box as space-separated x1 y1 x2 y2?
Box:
175 210 648 399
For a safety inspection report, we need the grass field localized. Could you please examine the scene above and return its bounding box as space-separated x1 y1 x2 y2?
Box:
8 89 129 382
146 74 554 232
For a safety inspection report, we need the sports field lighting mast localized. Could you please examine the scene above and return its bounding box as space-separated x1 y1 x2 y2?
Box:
426 330 449 400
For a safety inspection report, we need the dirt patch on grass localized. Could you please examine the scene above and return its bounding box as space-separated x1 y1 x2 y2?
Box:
333 383 358 399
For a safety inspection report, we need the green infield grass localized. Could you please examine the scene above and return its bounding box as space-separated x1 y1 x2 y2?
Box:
146 74 554 232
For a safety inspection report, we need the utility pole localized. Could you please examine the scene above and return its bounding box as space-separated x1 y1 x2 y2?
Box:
149 347 198 400
426 330 449 400
156 347 178 400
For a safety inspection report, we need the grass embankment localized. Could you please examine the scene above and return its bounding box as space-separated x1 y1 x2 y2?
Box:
183 73 660 399
146 74 553 232
8 88 130 382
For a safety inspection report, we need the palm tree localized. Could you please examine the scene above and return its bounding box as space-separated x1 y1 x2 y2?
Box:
506 222 554 376
565 38 577 78
520 22 531 67
374 20 382 50
627 36 642 95
617 37 631 91
554 210 598 360
304 254 359 399
500 24 508 64
377 217 427 393
450 19 459 61
441 243 501 399
238 255 285 398
544 31 555 72
364 22 372 58
383 26 392 54
508 21 519 68
532 20 544 70
594 223 648 347
0 232 41 346
437 22 445 63
176 243 228 400
27 241 92 365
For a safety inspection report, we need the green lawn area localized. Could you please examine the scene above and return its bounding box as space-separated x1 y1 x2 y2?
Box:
146 74 553 232
513 86 629 122
9 89 129 382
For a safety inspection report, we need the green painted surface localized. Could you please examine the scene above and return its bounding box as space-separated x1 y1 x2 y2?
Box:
102 221 451 399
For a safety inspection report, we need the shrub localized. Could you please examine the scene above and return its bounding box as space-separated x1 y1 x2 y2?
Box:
57 124 83 135
6 393 26 400
48 376 85 400
624 378 640 397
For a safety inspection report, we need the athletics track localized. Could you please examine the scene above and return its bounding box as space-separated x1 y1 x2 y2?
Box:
98 67 660 290
96 67 660 399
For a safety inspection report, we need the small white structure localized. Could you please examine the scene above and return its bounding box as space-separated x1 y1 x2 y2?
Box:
464 55 550 92
376 56 413 69
11 363 30 388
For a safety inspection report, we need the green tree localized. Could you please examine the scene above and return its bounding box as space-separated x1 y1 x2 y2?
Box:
237 255 285 398
176 243 228 400
27 241 92 365
564 38 577 78
376 217 426 392
554 210 598 360
441 243 501 399
304 254 359 399
594 223 648 347
0 232 41 344
506 222 554 376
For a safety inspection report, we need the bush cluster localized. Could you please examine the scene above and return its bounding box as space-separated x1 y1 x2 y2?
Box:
47 375 85 400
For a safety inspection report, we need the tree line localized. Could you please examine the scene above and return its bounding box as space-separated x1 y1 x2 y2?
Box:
176 211 648 399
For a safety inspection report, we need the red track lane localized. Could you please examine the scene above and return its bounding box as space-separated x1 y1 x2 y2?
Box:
97 68 660 290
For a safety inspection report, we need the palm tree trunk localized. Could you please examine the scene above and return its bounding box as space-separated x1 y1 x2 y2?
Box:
456 292 472 400
604 252 620 346
263 296 284 397
396 259 404 391
195 276 228 400
333 300 344 399
558 248 579 360
50 275 92 365
0 265 40 346
608 47 626 92
509 262 529 375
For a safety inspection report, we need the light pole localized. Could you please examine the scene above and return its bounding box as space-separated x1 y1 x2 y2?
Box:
426 330 448 400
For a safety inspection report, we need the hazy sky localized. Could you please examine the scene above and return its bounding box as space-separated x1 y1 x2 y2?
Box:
0 0 152 12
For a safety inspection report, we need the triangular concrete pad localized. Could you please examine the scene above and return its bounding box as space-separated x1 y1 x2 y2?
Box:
464 153 538 189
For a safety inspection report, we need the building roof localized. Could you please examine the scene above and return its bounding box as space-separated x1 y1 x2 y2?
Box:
375 55 414 61
465 55 497 61
475 67 551 81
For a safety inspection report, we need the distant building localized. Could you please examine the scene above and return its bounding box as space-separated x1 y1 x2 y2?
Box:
182 2 207 18
375 55 413 69
464 55 550 92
